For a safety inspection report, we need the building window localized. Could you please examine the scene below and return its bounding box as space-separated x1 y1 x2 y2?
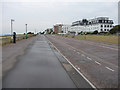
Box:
107 25 109 27
104 29 106 31
110 25 112 27
104 25 106 27
101 25 103 27
101 29 103 31
107 29 109 31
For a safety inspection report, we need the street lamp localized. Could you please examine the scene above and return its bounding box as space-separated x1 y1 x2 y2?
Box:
11 19 15 35
25 24 27 39
35 29 36 34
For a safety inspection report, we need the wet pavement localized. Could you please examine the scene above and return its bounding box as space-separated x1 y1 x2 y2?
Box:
46 35 118 88
2 35 78 88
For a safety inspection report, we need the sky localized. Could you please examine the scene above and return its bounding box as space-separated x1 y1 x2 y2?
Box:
1 0 119 34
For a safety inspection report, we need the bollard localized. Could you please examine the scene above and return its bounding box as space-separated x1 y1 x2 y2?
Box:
13 32 16 43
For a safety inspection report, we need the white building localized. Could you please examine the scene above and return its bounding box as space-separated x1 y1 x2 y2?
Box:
69 17 114 35
62 24 71 34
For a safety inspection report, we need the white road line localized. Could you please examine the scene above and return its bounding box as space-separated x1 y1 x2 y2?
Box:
48 40 97 89
81 54 85 57
101 46 118 51
105 67 114 72
94 61 101 65
78 67 80 70
63 43 118 68
86 42 118 51
87 57 92 61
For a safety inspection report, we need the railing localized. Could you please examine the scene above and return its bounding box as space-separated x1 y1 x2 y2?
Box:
0 34 37 46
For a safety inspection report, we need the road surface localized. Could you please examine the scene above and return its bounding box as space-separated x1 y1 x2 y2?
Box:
46 35 118 88
2 35 93 88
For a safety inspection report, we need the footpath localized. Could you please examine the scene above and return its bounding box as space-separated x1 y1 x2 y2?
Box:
2 35 76 88
2 35 93 88
2 35 39 77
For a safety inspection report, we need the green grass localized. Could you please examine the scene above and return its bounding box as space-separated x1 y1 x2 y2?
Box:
58 34 118 44
0 34 37 46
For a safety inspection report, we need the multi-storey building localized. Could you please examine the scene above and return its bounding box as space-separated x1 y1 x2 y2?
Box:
62 24 71 34
53 24 63 34
69 17 114 35
45 28 53 34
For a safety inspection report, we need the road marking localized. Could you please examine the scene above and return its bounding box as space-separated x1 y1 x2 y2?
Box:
100 45 118 51
78 67 80 70
94 61 101 65
81 54 85 57
87 57 92 61
62 43 118 68
48 40 97 89
105 67 114 72
85 42 118 51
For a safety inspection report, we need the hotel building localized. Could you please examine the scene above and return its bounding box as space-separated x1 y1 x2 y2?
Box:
62 17 114 35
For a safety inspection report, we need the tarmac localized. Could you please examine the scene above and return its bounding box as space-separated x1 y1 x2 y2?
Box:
2 35 93 88
46 35 118 88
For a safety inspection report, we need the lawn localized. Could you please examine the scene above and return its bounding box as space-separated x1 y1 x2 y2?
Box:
58 34 118 44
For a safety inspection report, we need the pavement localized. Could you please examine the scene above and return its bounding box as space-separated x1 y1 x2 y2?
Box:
2 35 94 88
1 35 39 89
46 35 118 89
2 36 39 77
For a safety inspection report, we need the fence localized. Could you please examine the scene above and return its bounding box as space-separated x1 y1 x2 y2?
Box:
0 34 37 46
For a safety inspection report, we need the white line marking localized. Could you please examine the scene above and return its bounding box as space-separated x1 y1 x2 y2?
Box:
94 61 101 65
48 40 97 89
81 54 85 57
87 57 92 61
105 67 114 72
78 67 80 70
62 43 118 68
86 42 118 51
101 46 118 51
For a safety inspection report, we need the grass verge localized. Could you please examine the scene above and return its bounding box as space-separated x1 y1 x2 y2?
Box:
57 34 118 44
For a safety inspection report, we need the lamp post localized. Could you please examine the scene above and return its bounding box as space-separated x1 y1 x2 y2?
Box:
25 24 27 39
35 29 36 34
11 19 15 35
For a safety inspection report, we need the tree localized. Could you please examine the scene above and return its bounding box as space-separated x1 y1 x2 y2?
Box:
27 32 34 34
109 25 120 34
92 30 98 34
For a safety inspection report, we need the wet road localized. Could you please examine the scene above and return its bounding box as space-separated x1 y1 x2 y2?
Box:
3 35 92 88
46 35 118 88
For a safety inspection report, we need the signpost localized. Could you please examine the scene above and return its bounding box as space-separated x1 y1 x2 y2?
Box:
11 19 15 35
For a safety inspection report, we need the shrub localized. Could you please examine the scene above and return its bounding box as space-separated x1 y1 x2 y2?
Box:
109 25 120 34
98 32 108 35
92 30 98 34
86 32 92 34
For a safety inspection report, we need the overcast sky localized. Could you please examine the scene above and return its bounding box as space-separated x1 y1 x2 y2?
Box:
1 0 119 34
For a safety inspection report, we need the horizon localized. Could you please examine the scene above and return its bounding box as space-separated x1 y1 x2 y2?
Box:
2 1 118 34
